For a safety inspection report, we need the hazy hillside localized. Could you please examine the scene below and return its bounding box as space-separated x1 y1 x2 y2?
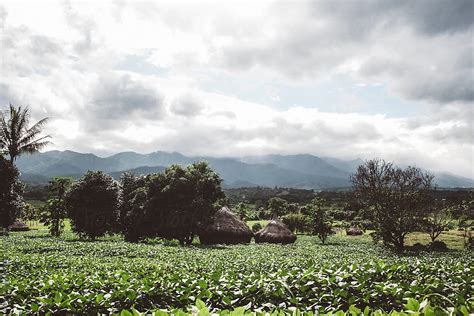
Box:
16 150 474 189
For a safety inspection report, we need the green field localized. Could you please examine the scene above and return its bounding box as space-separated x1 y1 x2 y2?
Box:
2 229 472 315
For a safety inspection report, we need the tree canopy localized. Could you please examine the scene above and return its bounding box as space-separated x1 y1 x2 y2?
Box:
65 171 119 240
351 159 433 251
0 104 51 163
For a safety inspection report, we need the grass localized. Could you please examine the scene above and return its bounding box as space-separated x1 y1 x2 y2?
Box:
2 228 472 315
246 220 269 228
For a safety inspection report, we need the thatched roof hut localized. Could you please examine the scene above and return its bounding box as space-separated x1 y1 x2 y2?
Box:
9 221 29 232
346 227 363 236
255 219 296 244
199 207 253 245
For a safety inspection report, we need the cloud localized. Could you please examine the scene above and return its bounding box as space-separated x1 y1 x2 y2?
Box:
90 73 165 120
170 94 204 117
0 0 472 179
214 0 473 104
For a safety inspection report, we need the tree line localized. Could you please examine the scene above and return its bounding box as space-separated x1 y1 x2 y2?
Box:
1 104 473 250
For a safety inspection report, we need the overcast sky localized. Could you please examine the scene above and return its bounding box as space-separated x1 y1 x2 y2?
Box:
0 0 473 177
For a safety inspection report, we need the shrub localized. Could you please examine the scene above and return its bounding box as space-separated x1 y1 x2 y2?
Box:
429 240 448 251
65 171 119 240
282 213 310 233
410 242 426 251
251 222 262 233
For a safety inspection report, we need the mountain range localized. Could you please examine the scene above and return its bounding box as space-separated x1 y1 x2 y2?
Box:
15 150 474 189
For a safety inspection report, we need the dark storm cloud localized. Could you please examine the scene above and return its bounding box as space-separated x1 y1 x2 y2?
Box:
403 0 473 35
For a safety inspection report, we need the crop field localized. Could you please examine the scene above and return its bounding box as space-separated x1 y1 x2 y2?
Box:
2 230 472 315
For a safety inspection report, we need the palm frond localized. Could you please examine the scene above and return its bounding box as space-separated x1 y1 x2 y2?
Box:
19 118 51 146
19 140 52 155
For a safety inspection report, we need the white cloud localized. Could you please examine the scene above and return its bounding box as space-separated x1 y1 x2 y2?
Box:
0 0 472 179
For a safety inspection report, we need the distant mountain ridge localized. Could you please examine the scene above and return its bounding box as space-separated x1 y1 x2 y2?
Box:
16 150 474 189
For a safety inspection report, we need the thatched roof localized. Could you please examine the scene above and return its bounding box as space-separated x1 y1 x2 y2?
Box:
199 206 253 245
346 227 363 236
9 221 29 232
255 219 296 244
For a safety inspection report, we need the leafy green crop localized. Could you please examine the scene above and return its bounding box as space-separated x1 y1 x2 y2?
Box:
1 231 472 315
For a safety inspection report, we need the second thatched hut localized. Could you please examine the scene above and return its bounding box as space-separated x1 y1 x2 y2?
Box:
255 219 297 244
199 206 253 245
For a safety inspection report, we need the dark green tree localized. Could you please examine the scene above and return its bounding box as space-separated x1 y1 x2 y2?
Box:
351 159 433 251
117 172 148 241
0 104 51 163
145 162 225 245
0 156 24 231
40 177 73 237
65 171 119 240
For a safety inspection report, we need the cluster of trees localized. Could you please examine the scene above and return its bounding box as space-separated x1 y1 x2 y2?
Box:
238 160 473 250
36 162 225 245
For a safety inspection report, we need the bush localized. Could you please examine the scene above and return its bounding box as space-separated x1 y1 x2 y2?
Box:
410 242 426 251
65 171 119 240
251 222 262 233
282 213 310 233
429 240 448 251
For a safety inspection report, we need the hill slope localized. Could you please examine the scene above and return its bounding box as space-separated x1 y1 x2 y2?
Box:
15 150 474 189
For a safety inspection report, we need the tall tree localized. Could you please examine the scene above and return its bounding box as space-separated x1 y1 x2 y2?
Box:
65 171 120 240
40 177 74 237
0 156 24 231
0 104 51 163
351 159 433 251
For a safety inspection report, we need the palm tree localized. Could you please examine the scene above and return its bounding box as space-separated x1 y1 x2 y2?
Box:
0 104 51 163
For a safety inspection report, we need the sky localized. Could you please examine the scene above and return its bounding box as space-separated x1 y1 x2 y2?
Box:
0 0 473 178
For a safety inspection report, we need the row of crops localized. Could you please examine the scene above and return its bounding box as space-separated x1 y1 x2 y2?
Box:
2 231 473 315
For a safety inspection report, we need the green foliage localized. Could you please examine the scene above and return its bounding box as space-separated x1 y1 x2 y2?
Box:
2 232 472 314
351 159 433 251
281 213 310 233
234 202 251 221
65 171 120 240
40 177 73 237
309 198 332 244
117 172 148 241
251 222 262 233
0 156 23 229
266 197 289 217
134 161 225 245
0 104 51 163
21 203 39 222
